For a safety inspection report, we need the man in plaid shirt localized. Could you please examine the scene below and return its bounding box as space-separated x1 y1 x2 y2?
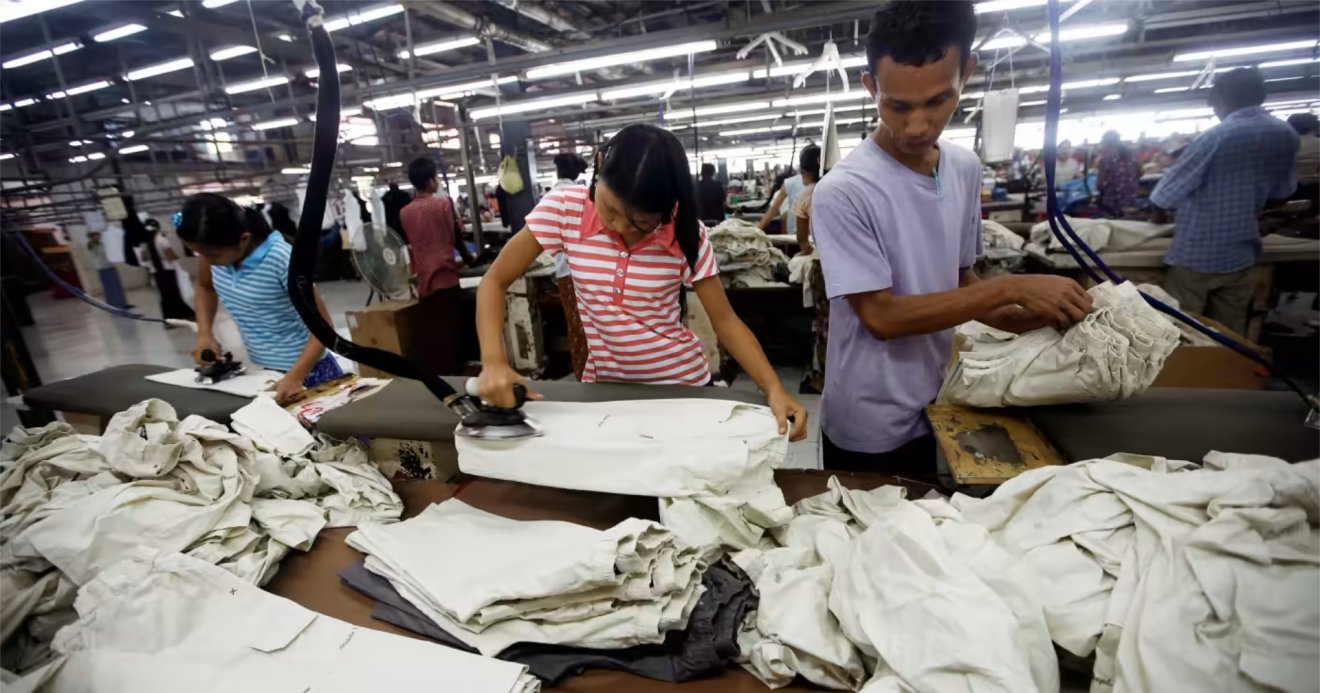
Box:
1151 68 1298 334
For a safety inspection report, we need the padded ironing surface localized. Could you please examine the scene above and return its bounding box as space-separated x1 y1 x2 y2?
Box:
23 364 249 424
315 377 766 442
1028 388 1319 463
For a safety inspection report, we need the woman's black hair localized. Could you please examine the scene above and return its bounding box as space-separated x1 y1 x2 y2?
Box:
799 145 822 180
554 152 589 180
177 192 273 247
590 123 699 270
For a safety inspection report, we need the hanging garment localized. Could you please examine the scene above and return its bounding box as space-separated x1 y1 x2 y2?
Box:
1028 216 1173 254
4 550 537 693
340 559 754 686
938 282 1180 407
346 499 706 656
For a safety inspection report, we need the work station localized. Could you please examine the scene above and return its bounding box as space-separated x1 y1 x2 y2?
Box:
2 0 1318 691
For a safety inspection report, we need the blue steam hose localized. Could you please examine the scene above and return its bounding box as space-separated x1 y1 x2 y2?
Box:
1040 0 1317 412
5 227 167 325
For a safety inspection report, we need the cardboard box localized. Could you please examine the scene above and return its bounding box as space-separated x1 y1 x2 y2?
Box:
1152 313 1268 390
345 300 422 379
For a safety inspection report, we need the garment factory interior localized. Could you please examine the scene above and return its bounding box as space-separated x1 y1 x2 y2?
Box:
1 0 1319 690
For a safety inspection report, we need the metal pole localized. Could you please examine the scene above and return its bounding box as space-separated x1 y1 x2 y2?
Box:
39 15 83 141
457 105 483 251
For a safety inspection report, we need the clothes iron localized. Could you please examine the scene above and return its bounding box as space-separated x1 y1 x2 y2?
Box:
450 377 542 440
195 349 245 385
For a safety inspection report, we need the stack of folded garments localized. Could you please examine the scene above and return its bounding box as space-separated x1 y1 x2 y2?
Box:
938 282 1180 407
346 499 709 658
708 218 790 288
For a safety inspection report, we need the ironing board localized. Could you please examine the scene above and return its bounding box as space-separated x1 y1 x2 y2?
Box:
22 364 248 425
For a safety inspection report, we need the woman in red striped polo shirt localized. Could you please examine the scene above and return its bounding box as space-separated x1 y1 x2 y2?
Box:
475 124 809 441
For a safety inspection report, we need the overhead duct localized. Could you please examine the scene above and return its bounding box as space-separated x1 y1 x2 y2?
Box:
406 1 553 54
486 0 583 38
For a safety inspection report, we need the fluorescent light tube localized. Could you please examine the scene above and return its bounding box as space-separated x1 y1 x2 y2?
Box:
602 71 751 100
11 98 37 108
45 80 111 99
3 41 81 69
981 22 1128 51
0 0 84 24
1103 94 1122 101
225 75 289 94
1175 39 1317 63
1020 100 1047 107
666 100 772 120
118 144 149 154
470 92 598 120
1259 56 1320 69
201 0 238 7
69 155 88 163
209 45 257 61
93 24 146 43
126 57 194 81
0 153 14 160
252 117 299 130
1154 86 1191 94
281 167 310 174
771 91 871 108
1124 69 1201 83
720 124 793 136
526 40 717 80
305 63 352 79
323 4 403 32
398 36 479 59
975 0 1052 13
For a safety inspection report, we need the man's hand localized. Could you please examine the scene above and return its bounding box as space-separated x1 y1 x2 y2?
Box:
475 362 542 409
999 275 1094 330
271 374 305 404
191 336 223 365
767 387 809 442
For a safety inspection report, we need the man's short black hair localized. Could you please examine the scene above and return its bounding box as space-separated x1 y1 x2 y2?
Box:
1210 68 1267 112
554 152 588 180
865 0 977 75
1288 112 1319 135
408 156 437 190
700 163 716 178
799 145 821 179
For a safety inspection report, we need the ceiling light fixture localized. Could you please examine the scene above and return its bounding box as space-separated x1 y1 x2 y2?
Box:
398 36 479 59
125 57 194 81
225 75 290 94
1103 93 1122 101
719 124 793 136
470 92 598 120
201 0 238 7
752 55 867 79
118 144 149 154
1154 86 1191 94
665 100 773 120
0 104 11 113
305 63 352 78
11 98 37 108
0 0 84 24
92 23 146 43
1174 39 1317 63
252 117 299 130
771 91 872 108
980 21 1128 51
1123 69 1201 83
0 153 13 160
281 167 310 174
209 45 257 61
323 3 404 33
1020 99 1047 107
974 0 1063 13
166 9 183 17
1259 56 1320 69
601 70 751 101
68 155 88 163
525 40 717 80
2 41 81 69
45 80 112 99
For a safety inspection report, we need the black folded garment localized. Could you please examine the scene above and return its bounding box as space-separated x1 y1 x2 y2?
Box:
338 559 756 685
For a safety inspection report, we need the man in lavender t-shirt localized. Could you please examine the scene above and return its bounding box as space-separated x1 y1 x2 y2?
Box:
812 1 1093 476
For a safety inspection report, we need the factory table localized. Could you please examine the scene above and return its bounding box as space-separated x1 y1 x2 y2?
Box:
266 470 937 693
21 363 248 426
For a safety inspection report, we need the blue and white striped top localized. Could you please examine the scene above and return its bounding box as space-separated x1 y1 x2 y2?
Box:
210 233 311 371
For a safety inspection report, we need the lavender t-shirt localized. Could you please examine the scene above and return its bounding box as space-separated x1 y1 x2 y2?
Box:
812 137 982 454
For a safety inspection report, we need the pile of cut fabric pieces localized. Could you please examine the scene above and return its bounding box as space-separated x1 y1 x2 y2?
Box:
981 219 1028 274
938 281 1181 407
709 218 790 288
0 398 413 680
1025 216 1173 255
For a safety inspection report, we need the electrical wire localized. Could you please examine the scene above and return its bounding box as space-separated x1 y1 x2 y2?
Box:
4 228 166 324
287 0 458 403
1040 0 1316 410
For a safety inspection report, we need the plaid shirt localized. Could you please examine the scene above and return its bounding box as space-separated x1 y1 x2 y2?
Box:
1151 106 1298 273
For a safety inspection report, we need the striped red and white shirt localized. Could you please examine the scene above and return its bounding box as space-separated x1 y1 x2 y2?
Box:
527 184 719 385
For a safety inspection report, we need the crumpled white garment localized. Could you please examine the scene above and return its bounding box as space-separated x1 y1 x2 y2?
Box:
938 282 1180 407
0 398 403 673
459 398 792 556
229 395 315 456
347 500 706 656
952 453 1320 693
5 549 537 693
709 218 790 288
982 220 1027 274
1029 216 1172 253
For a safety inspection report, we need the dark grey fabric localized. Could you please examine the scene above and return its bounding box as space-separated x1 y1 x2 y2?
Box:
339 560 756 685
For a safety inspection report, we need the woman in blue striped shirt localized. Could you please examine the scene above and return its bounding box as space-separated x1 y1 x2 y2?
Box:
179 193 342 402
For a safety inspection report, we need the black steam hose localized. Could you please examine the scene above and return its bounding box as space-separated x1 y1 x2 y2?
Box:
287 0 458 402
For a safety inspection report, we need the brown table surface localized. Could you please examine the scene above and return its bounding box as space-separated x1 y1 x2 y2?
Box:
266 470 934 692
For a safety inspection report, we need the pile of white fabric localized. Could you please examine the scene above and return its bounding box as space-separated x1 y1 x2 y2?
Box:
347 499 706 656
708 218 790 288
457 399 793 559
732 477 1058 692
1027 216 1172 254
952 452 1319 693
938 281 1180 407
982 219 1027 274
5 549 538 693
0 397 402 672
